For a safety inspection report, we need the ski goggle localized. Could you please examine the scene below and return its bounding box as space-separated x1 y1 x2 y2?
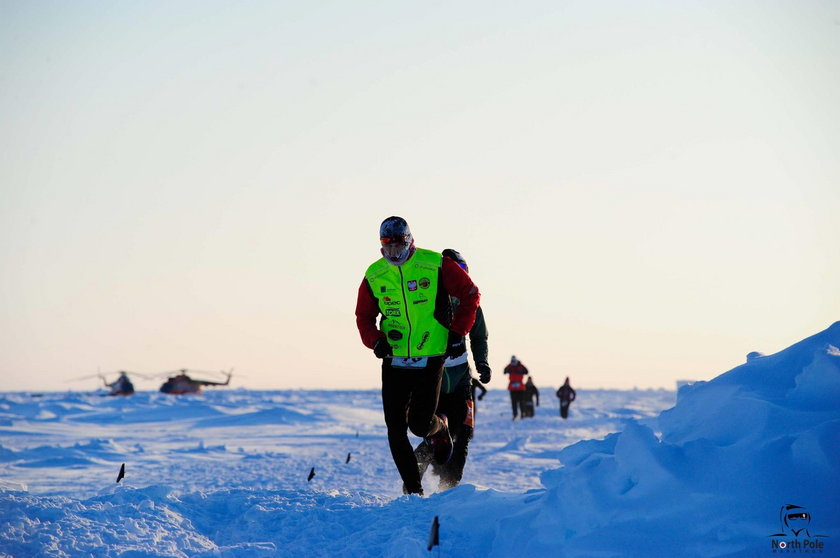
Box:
380 236 407 245
456 262 468 271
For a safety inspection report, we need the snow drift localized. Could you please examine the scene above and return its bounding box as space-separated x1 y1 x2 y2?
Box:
501 321 840 557
1 322 838 557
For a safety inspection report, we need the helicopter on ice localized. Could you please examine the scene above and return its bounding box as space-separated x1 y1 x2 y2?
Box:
66 370 141 396
102 371 136 396
159 369 233 395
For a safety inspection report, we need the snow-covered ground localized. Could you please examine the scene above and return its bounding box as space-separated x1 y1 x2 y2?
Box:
2 322 838 557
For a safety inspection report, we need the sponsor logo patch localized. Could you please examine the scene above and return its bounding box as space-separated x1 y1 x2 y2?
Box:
416 331 430 350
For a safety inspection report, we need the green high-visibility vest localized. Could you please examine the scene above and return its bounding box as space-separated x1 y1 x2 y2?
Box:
365 248 450 357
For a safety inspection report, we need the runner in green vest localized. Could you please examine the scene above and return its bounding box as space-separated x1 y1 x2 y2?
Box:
355 217 480 496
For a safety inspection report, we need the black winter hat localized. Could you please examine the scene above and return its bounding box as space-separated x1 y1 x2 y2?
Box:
442 248 468 273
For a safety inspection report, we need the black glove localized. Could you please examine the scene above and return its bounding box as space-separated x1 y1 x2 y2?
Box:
476 363 491 384
445 331 466 358
373 338 393 359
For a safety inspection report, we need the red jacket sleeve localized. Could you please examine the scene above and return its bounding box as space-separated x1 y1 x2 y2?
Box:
355 278 385 349
441 257 480 337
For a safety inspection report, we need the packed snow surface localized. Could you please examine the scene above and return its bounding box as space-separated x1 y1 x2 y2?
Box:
2 323 838 557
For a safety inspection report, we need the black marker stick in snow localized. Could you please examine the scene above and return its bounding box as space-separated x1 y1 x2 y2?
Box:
427 516 440 551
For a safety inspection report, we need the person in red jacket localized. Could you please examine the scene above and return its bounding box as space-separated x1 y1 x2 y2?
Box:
355 217 480 496
504 355 529 420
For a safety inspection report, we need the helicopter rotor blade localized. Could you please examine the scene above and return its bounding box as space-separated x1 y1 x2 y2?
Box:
65 374 104 382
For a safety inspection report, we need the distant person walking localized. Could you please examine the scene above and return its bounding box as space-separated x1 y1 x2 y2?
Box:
504 355 529 420
355 217 481 496
556 377 576 419
522 377 539 418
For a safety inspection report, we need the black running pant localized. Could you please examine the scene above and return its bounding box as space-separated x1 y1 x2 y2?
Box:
381 356 446 494
560 401 570 418
509 390 527 418
433 380 473 488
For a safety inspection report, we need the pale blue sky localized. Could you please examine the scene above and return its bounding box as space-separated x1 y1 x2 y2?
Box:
2 1 838 391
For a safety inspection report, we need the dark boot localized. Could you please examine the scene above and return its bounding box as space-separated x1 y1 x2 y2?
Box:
425 414 453 464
